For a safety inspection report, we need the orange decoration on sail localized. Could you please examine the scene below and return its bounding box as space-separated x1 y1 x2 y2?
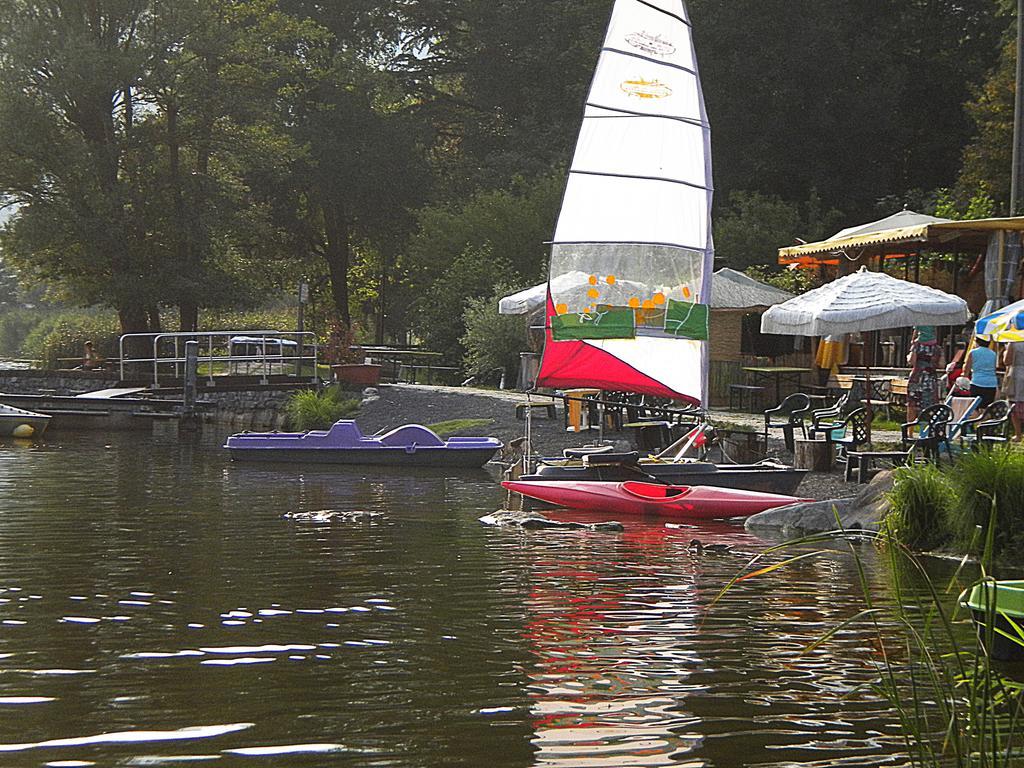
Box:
628 297 640 309
555 303 569 315
606 275 617 285
588 275 599 286
587 288 600 300
653 292 666 306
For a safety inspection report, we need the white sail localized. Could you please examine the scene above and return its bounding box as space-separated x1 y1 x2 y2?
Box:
538 0 713 405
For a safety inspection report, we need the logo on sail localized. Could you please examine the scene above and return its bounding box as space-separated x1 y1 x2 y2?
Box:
624 31 676 57
620 78 671 99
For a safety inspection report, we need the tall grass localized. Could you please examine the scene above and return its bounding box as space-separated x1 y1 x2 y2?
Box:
949 450 1024 556
285 386 360 431
886 449 1024 563
886 464 956 551
713 512 1024 768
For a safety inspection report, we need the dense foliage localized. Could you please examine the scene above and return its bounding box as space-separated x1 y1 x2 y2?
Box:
284 386 360 431
0 0 1016 365
461 286 531 383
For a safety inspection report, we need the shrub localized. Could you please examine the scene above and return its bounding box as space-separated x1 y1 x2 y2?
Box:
461 284 530 384
949 449 1024 555
285 386 360 431
885 464 956 550
0 308 50 357
200 308 297 333
19 310 121 368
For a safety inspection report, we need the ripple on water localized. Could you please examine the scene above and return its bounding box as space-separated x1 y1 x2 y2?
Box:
0 431 922 767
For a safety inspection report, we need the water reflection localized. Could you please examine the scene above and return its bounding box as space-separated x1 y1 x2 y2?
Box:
515 522 905 767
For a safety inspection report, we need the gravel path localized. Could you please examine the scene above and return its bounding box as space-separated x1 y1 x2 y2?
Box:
357 384 874 501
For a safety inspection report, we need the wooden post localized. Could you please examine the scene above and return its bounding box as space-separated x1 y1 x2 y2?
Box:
793 437 834 471
179 340 200 433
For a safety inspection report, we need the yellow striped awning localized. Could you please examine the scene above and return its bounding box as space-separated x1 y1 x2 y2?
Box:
779 217 1024 262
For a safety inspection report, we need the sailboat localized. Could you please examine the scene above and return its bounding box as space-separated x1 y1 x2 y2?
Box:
513 0 807 505
536 0 713 403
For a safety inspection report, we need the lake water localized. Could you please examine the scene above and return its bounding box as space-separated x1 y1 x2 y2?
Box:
0 426 915 766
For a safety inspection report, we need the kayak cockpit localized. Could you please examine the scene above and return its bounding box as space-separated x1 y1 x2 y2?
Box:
621 482 693 500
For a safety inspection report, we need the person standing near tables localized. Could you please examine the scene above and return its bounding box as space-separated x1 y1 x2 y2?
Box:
1001 340 1024 441
906 326 941 425
964 336 998 407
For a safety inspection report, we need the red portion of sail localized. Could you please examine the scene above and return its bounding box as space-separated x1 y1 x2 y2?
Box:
536 298 700 405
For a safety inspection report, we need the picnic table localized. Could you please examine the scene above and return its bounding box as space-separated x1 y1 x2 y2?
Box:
742 366 812 406
357 346 445 383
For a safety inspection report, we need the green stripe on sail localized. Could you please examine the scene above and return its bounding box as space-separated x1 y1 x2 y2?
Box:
552 306 636 340
665 299 709 340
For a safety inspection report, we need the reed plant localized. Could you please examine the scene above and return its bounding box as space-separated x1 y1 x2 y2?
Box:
285 386 360 431
713 511 1024 768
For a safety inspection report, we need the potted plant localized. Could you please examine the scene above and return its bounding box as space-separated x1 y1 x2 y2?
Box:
323 319 381 387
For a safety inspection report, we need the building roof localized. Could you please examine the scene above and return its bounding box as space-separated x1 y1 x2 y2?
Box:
711 268 794 309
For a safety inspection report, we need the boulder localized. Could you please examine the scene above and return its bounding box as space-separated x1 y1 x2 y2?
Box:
745 470 894 535
479 510 624 532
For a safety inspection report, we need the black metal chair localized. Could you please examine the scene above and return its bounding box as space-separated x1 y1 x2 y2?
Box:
763 393 811 452
823 407 869 463
961 399 1011 450
902 403 953 463
862 378 893 420
806 393 850 440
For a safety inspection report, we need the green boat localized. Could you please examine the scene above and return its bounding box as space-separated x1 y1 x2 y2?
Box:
963 580 1024 662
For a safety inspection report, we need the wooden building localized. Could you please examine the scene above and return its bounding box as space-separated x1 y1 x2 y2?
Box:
707 268 812 406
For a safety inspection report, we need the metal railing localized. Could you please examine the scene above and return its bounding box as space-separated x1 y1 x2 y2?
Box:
119 330 318 387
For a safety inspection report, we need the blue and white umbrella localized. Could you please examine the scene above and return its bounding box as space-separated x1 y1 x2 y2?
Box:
975 298 1024 341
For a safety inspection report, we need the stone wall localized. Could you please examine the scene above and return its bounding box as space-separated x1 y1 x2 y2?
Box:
0 368 120 395
201 389 292 430
0 368 300 430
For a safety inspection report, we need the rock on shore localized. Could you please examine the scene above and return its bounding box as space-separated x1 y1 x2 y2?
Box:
745 471 894 535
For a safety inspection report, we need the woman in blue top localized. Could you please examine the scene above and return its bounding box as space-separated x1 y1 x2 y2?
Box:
964 336 998 406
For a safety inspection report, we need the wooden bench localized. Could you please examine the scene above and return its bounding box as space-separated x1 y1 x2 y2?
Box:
844 449 913 483
728 384 766 412
515 402 557 420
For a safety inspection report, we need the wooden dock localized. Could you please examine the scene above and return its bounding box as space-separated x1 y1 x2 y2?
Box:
0 391 194 431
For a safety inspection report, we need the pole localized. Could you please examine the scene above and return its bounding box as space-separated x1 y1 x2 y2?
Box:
1013 0 1024 215
296 279 308 377
180 340 200 433
376 253 386 346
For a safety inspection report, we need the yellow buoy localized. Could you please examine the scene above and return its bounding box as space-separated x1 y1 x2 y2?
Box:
12 424 34 439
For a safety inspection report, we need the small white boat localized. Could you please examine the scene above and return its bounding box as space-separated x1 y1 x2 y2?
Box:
0 403 51 438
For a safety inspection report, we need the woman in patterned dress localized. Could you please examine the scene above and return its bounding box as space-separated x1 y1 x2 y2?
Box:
906 326 940 426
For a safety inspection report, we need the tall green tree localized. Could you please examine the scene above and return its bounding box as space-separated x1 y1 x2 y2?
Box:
0 0 326 336
690 0 1005 219
0 0 158 336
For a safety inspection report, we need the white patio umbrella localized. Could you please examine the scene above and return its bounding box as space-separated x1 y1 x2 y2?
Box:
761 267 971 440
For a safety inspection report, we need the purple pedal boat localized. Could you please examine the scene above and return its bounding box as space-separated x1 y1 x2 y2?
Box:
224 420 503 468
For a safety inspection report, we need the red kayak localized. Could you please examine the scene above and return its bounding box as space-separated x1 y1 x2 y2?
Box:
502 480 810 520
